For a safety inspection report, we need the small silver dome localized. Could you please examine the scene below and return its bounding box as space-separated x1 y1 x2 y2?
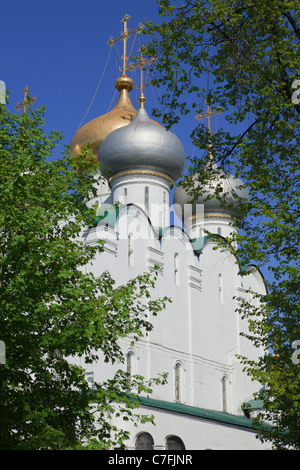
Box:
98 105 185 182
174 163 250 219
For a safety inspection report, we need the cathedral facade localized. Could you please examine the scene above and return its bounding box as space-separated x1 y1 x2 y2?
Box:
70 29 268 450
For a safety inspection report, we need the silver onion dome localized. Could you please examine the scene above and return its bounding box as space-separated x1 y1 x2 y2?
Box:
173 163 250 219
98 105 185 182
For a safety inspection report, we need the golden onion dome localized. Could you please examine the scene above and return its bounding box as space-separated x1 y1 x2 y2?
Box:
70 75 137 163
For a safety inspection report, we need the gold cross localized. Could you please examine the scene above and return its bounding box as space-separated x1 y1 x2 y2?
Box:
127 46 156 105
196 100 222 157
16 86 36 113
107 14 144 77
196 99 222 137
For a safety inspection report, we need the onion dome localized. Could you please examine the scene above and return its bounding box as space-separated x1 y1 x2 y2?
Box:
98 102 185 183
173 162 250 220
70 75 137 163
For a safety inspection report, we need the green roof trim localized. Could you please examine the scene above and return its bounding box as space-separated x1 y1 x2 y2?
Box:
133 396 258 430
155 226 169 237
190 236 209 254
89 205 120 228
239 264 249 275
243 399 265 410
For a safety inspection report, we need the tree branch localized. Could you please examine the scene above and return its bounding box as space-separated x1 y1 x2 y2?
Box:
280 9 300 43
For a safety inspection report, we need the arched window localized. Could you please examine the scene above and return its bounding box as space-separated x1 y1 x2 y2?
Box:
126 350 134 390
144 186 149 213
128 233 134 267
217 226 222 235
135 432 154 450
175 362 182 402
222 375 228 412
174 253 179 285
85 371 94 389
166 435 185 450
218 273 224 304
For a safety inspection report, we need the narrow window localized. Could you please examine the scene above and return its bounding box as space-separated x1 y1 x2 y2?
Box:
85 371 94 389
123 187 127 204
144 186 149 213
175 362 182 402
217 226 222 235
222 375 228 412
163 191 167 227
126 351 134 390
128 234 134 267
218 273 224 304
174 253 179 285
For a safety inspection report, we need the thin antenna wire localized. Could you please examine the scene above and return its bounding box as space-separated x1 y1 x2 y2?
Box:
76 47 112 131
113 41 122 65
107 88 117 113
207 70 210 95
206 45 210 95
145 66 179 135
128 30 139 63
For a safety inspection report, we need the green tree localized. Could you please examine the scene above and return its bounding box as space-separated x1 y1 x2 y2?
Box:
145 0 300 449
0 97 168 450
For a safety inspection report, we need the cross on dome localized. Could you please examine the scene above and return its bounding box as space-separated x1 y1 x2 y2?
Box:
127 46 156 107
107 14 144 78
15 86 36 114
196 99 222 157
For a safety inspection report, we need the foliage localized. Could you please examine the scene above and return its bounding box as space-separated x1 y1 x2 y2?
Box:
0 99 168 450
145 0 300 449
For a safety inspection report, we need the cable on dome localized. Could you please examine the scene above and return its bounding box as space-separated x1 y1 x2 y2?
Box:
76 46 113 131
128 29 139 64
107 88 117 113
113 41 122 69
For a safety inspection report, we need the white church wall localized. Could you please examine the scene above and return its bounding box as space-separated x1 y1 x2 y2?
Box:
75 195 268 445
111 173 171 229
111 405 270 450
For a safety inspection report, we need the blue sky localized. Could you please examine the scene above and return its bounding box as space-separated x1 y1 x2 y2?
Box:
1 0 198 162
2 1 274 283
1 0 205 230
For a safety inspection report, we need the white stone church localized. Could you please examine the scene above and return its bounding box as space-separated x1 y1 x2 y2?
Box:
70 22 268 450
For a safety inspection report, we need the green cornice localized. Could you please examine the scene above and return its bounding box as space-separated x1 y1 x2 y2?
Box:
132 395 258 430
